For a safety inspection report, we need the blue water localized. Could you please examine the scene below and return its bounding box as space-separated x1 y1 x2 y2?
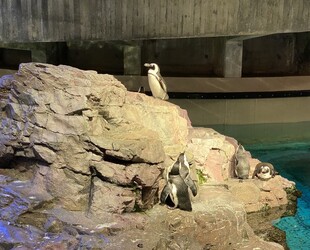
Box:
247 142 310 250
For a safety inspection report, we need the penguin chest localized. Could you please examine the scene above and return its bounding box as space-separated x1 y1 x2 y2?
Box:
257 168 272 180
257 173 272 180
169 183 179 206
235 160 250 178
147 74 166 99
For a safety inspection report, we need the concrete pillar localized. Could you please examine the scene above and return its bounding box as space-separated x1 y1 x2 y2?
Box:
224 39 243 77
123 45 141 75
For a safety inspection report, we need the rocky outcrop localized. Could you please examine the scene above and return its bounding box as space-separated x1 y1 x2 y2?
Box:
186 127 295 214
0 63 190 215
0 63 294 249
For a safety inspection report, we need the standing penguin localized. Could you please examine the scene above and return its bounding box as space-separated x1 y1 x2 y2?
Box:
234 144 250 180
160 175 193 211
252 162 277 181
166 153 189 178
178 153 198 197
160 153 197 211
144 63 169 100
137 86 145 93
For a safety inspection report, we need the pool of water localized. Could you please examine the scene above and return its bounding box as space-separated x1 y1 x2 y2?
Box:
246 142 310 250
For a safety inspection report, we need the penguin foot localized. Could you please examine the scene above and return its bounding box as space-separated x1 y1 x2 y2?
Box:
167 205 177 210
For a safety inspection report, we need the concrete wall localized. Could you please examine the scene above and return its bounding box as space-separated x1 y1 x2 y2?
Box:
243 34 297 76
0 48 31 69
295 32 310 74
1 33 310 76
1 0 310 42
141 34 308 77
0 42 66 67
142 38 226 76
66 42 124 74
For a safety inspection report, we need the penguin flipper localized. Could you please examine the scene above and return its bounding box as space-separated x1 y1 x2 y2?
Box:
252 169 258 179
161 184 178 208
178 198 192 211
156 72 169 100
184 176 198 197
176 187 193 211
160 184 171 204
156 72 167 92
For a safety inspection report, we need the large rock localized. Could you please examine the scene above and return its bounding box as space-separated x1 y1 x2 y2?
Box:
186 127 236 182
0 63 295 249
0 63 192 213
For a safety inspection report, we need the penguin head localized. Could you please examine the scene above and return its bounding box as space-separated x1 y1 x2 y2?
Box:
177 153 184 163
181 153 190 168
144 63 159 72
169 160 181 176
260 165 270 174
168 152 187 176
236 143 247 160
237 143 245 153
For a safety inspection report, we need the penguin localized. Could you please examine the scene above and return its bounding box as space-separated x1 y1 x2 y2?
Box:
252 162 277 181
138 86 145 93
178 153 198 197
144 63 169 100
167 153 190 177
161 152 197 211
234 143 250 180
166 153 196 192
160 175 193 211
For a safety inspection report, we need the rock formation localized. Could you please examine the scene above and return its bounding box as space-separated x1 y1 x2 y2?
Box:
0 63 295 249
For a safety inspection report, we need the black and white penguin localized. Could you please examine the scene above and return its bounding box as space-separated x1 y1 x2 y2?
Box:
167 153 189 177
252 162 277 181
178 153 198 197
160 175 193 211
138 86 145 93
144 63 169 100
160 153 197 211
234 143 250 179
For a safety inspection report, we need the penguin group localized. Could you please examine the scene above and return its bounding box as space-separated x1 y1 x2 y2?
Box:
143 63 169 100
160 153 197 211
234 143 278 181
140 63 281 213
141 64 195 211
